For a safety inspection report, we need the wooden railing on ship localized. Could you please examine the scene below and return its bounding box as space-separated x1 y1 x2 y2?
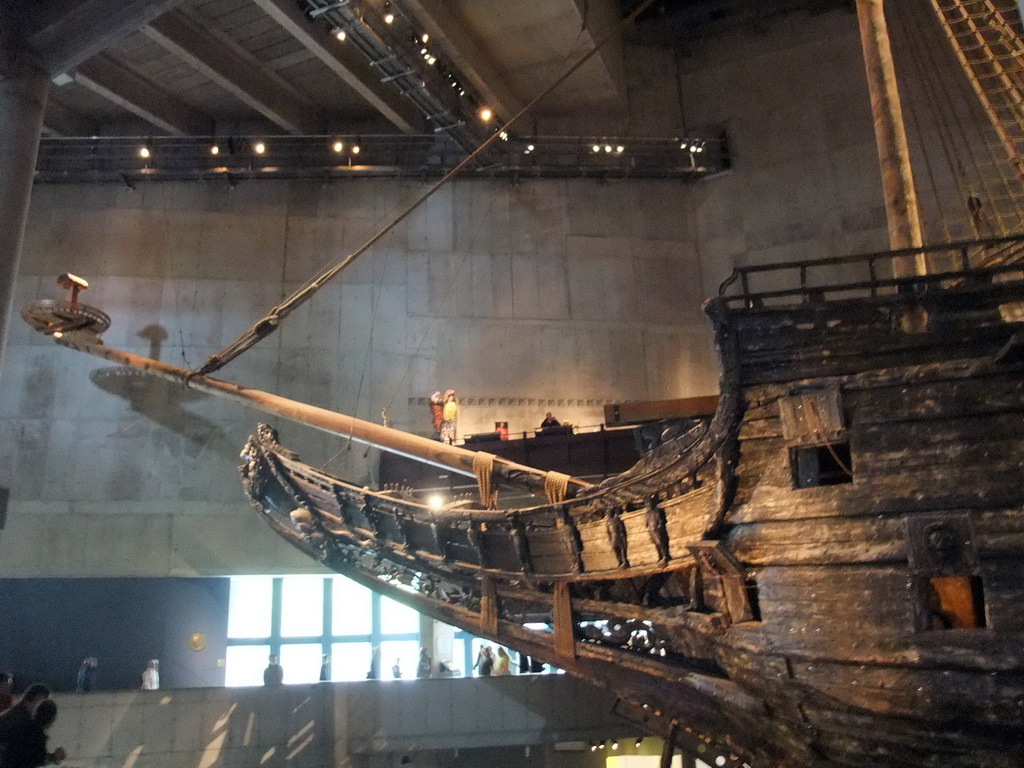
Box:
718 233 1024 307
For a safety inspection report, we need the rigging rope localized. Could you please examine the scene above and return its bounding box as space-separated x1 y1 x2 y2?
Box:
473 451 497 509
192 0 658 378
544 471 571 505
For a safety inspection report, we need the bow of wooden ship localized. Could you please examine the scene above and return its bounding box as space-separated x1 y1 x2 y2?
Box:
227 237 1024 768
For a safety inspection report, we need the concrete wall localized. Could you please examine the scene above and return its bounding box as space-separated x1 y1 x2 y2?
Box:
0 578 228 691
46 675 635 768
1 6 967 578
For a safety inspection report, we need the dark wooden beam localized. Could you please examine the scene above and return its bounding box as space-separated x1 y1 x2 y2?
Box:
252 0 421 134
28 0 185 76
144 8 312 134
74 54 211 136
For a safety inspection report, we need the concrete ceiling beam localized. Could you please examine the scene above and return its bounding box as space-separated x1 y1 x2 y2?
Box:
252 0 421 134
28 0 186 76
41 97 97 138
73 54 212 136
144 9 312 135
397 0 524 121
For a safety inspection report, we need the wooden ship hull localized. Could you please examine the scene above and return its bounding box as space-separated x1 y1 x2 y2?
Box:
231 237 1024 767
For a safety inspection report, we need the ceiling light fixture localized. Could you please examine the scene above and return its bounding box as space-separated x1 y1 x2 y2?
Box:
210 144 220 155
421 33 429 43
616 145 624 153
332 140 344 153
479 107 493 122
592 144 600 153
335 28 346 41
254 141 266 154
352 144 361 154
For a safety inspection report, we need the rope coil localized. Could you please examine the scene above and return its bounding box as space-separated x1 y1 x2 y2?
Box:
544 471 571 505
473 452 497 509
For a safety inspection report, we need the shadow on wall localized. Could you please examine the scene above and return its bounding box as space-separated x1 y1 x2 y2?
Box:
87 323 237 459
53 685 334 768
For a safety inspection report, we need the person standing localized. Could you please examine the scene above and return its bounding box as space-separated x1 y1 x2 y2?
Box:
0 684 51 759
0 699 66 768
75 658 97 692
473 646 493 677
0 674 14 713
428 392 444 438
440 390 458 444
318 655 330 682
263 655 284 686
141 660 159 691
493 647 511 675
415 647 432 679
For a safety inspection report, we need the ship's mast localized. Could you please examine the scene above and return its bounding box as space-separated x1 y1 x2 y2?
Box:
855 0 928 277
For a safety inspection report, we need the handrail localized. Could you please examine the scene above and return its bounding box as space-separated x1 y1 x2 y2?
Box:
718 233 1024 301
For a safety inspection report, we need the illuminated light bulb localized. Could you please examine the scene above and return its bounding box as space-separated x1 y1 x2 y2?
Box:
52 331 63 339
527 144 535 151
427 56 436 65
616 145 624 153
695 145 704 153
680 142 688 150
592 144 600 153
715 757 727 767
421 33 429 42
479 107 493 122
590 745 597 753
420 47 428 54
254 142 266 154
611 741 619 750
352 145 361 154
458 89 465 96
604 144 612 153
210 144 220 155
332 141 344 153
335 28 346 41
428 495 444 509
139 146 151 158
384 12 395 24
598 742 605 750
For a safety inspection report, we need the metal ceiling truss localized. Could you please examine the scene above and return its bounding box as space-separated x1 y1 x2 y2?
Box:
33 132 729 183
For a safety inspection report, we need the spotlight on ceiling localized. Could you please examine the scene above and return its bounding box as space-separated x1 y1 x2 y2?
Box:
479 107 493 122
428 495 444 509
335 28 346 41
421 33 429 43
352 144 361 154
210 144 220 156
138 144 151 159
592 144 600 153
253 141 266 154
611 741 619 750
616 145 624 153
384 2 394 23
332 140 344 153
604 144 612 153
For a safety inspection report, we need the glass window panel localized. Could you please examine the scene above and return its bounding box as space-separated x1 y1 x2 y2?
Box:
278 643 323 684
330 641 374 682
224 644 270 687
380 595 420 635
227 577 272 639
331 577 373 636
281 575 324 638
380 640 420 680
